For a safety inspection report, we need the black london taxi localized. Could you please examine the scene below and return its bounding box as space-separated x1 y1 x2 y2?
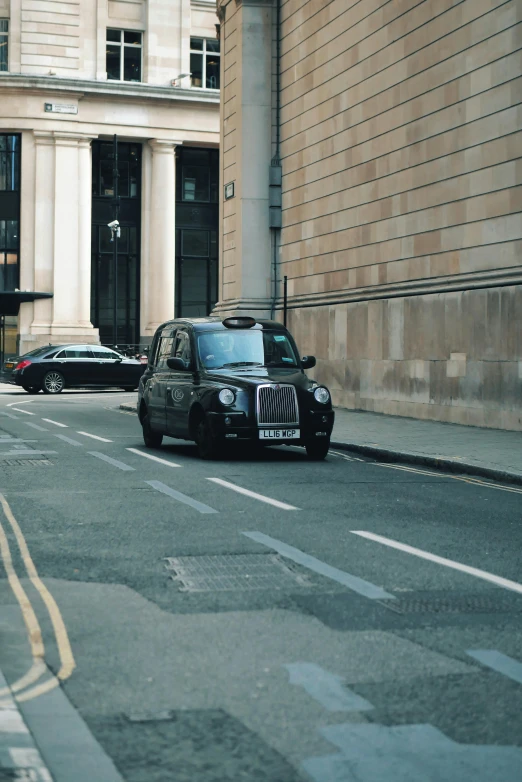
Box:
137 316 334 459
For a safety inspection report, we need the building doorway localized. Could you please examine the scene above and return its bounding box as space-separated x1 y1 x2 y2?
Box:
91 140 141 346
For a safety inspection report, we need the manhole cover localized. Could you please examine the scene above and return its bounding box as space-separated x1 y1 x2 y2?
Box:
378 593 522 615
165 554 312 592
0 459 53 467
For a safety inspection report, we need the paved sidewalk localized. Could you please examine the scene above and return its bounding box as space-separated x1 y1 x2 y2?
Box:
116 395 522 486
331 408 522 485
0 670 52 781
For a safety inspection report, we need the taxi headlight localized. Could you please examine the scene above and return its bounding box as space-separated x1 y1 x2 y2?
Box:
314 387 330 404
219 388 235 406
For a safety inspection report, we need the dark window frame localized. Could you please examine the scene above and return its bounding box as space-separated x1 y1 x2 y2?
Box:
0 133 21 292
190 36 220 90
106 28 143 82
0 20 8 72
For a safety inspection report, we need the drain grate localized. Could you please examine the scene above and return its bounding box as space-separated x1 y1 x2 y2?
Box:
378 593 522 615
0 458 53 467
165 553 312 592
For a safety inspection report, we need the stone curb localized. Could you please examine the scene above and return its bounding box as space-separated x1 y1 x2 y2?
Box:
120 402 521 486
330 441 522 487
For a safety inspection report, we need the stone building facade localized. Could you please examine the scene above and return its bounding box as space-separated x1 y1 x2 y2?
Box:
215 0 522 431
0 0 219 357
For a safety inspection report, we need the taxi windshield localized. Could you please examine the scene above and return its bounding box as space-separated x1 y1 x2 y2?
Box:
197 330 299 370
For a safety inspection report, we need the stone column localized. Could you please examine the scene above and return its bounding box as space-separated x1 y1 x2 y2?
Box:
77 138 94 327
31 132 55 333
213 0 275 318
144 139 179 335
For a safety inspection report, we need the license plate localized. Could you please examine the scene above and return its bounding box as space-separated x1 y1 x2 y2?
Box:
259 428 300 440
4 363 14 369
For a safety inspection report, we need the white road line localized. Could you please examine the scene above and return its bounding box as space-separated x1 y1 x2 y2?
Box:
88 452 134 471
10 407 35 416
329 450 366 462
77 431 113 442
126 448 181 467
54 434 83 447
208 478 299 511
374 462 522 494
351 531 522 595
6 400 34 407
466 650 522 685
242 531 395 600
41 418 68 428
146 480 217 514
23 422 48 432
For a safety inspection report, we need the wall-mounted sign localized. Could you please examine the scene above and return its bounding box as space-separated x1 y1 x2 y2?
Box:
224 181 235 200
44 103 78 115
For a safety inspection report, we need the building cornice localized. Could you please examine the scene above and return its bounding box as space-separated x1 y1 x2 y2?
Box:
0 74 220 105
191 0 218 10
274 268 522 311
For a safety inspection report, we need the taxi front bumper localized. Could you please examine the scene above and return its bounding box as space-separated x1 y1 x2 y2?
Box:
206 409 334 444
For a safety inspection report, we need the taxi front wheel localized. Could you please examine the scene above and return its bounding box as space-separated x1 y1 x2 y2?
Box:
195 416 220 460
142 413 163 448
305 438 330 460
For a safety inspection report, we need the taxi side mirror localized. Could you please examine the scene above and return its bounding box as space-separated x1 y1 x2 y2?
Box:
167 357 188 371
301 355 316 369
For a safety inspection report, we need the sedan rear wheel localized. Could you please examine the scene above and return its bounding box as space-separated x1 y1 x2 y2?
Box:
22 385 41 394
42 371 64 395
142 412 163 448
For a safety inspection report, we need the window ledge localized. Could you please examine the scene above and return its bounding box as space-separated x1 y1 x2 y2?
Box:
0 73 220 104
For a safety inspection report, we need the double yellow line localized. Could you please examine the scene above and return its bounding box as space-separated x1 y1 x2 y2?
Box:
0 493 75 704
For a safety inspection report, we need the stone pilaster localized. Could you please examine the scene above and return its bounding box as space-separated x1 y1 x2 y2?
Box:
22 132 98 352
213 0 276 319
142 139 179 336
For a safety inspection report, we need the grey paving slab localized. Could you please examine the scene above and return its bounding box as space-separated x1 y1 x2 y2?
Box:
331 408 522 484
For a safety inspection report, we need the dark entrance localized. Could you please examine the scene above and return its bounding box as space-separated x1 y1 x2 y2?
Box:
91 140 141 345
175 147 219 317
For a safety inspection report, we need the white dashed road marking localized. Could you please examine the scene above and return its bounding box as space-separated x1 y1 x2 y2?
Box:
77 431 113 442
10 407 35 415
126 448 181 467
146 480 218 514
23 422 48 432
466 650 522 685
88 452 134 471
54 434 84 447
208 478 299 511
351 530 522 595
242 531 395 600
41 418 68 428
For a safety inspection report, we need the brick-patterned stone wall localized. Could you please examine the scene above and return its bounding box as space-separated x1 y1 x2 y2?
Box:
280 0 522 430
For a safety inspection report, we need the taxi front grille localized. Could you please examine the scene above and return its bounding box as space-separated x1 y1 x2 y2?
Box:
256 384 299 426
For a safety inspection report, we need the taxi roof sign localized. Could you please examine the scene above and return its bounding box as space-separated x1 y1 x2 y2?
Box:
222 316 256 329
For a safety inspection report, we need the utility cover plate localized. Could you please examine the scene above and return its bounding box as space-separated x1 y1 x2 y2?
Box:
165 553 312 592
0 459 53 467
378 592 522 615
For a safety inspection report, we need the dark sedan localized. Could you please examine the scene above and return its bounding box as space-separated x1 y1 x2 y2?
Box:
3 344 146 394
138 316 335 459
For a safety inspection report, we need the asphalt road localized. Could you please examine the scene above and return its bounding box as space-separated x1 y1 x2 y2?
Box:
0 388 521 782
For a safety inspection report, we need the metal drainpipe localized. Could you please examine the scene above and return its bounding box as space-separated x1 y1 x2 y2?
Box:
270 0 281 320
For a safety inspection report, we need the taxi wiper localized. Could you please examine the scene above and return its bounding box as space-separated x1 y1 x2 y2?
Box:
222 361 263 368
266 362 298 367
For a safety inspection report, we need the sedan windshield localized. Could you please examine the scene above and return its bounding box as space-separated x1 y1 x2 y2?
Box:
197 330 299 370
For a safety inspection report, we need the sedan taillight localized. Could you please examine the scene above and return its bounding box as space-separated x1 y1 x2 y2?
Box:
15 359 32 371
